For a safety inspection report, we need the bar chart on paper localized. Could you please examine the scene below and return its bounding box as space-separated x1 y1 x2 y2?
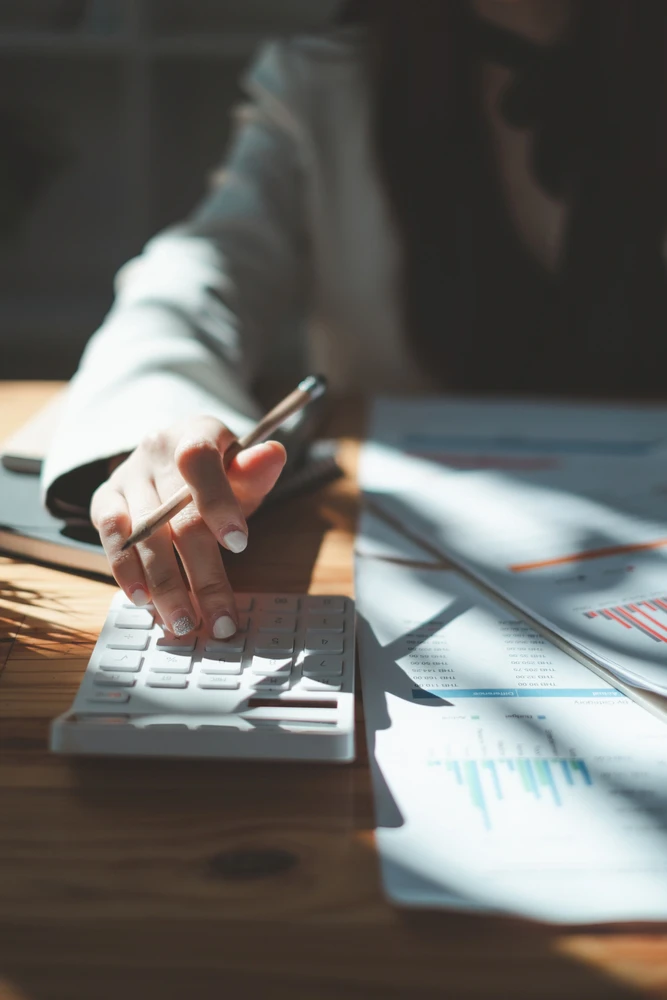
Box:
583 598 667 643
432 757 593 831
357 557 667 920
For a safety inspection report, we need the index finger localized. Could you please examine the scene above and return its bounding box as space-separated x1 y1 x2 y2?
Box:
175 433 248 554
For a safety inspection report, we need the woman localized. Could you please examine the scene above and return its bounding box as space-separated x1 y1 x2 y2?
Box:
43 0 667 640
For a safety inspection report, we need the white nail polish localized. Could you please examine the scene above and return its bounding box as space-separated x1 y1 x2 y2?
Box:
130 588 150 607
223 530 248 554
213 615 237 639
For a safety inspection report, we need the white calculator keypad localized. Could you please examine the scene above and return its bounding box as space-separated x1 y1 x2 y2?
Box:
51 592 356 763
114 608 155 630
99 650 143 671
107 630 149 650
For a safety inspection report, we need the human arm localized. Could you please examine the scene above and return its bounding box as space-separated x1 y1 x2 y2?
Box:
41 42 313 633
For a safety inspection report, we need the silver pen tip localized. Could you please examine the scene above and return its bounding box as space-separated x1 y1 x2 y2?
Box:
298 374 328 399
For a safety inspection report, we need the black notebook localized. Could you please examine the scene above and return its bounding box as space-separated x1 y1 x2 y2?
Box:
0 461 109 576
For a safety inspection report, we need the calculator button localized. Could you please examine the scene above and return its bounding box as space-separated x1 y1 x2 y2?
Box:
305 596 345 613
304 633 344 654
204 637 246 654
156 634 196 652
259 596 299 613
253 677 290 691
253 636 294 656
87 691 131 704
107 630 149 650
257 613 297 633
235 595 253 612
202 650 243 665
251 655 293 676
306 614 344 633
200 658 243 675
149 653 192 674
115 608 155 630
235 616 250 633
303 656 344 677
198 676 240 690
303 678 342 692
99 650 143 671
146 674 189 688
94 672 136 687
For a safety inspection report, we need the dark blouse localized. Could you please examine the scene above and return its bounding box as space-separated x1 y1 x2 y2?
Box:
451 10 667 398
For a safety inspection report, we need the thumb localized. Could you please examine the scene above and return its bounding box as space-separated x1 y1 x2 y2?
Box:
226 440 287 515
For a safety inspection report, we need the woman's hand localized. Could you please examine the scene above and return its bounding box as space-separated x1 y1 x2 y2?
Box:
91 416 286 638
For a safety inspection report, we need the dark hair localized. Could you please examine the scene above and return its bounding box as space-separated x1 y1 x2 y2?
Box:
340 1 667 395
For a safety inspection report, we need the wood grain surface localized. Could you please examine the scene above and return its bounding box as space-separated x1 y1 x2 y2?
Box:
1 382 667 1000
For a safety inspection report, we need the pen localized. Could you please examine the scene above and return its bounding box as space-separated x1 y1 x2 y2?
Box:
121 374 327 551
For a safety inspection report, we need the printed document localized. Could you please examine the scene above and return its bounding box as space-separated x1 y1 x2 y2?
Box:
356 553 667 922
361 398 667 694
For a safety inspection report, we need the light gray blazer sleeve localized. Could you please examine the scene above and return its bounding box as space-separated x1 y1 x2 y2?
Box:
42 41 311 511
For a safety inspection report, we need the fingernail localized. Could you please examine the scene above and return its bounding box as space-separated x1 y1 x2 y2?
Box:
170 611 196 636
129 586 150 607
221 529 248 554
213 615 237 639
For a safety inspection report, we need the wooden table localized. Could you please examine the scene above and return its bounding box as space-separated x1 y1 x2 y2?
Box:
2 381 667 1000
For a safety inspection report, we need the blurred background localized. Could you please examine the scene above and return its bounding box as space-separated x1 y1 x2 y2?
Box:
0 0 330 380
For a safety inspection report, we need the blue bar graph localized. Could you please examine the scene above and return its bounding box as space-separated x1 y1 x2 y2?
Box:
483 760 503 801
464 761 491 830
571 759 593 785
535 759 561 806
560 760 574 785
435 758 594 831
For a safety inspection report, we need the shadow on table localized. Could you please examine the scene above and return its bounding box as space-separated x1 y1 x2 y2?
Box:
227 480 339 593
0 834 661 1000
0 578 95 664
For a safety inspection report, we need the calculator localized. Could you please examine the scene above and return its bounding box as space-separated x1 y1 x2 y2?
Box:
50 592 356 762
